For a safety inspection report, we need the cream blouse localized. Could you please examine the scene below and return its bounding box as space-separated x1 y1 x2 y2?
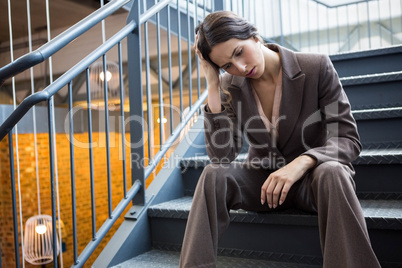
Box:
251 68 283 145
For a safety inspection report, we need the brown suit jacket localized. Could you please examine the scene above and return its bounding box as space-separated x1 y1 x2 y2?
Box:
203 44 361 170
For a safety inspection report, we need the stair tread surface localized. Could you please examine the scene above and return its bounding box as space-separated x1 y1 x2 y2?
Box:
181 149 402 168
112 250 321 268
330 44 402 61
352 106 402 120
359 148 402 155
355 148 402 164
149 197 402 226
329 45 402 77
340 70 402 85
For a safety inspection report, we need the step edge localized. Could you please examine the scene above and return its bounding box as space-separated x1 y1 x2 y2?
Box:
330 44 402 61
148 198 402 229
340 70 402 85
180 150 402 167
352 106 402 120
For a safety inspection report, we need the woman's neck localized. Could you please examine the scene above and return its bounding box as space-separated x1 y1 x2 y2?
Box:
256 45 281 85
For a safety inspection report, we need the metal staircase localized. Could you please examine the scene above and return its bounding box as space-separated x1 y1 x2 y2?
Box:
1 0 402 267
105 46 402 267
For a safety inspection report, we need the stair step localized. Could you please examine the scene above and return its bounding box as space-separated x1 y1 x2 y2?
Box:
181 149 402 169
353 107 402 146
181 150 402 199
353 106 402 120
148 197 402 266
148 197 402 229
356 148 402 163
341 71 402 110
354 148 402 200
112 249 321 268
330 45 402 77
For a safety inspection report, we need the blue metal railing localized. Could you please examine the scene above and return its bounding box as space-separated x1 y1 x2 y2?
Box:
0 21 136 141
8 132 20 267
0 0 210 267
2 18 138 266
228 0 402 54
0 0 131 86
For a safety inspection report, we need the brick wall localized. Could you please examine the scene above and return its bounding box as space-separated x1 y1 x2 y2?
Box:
0 131 165 267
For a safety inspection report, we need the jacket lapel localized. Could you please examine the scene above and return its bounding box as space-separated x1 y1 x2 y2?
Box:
230 75 275 148
273 45 306 151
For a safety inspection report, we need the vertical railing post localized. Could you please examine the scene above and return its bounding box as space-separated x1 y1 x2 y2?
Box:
47 99 58 268
177 0 183 119
213 0 225 11
279 0 285 47
366 0 371 48
68 81 78 265
127 0 145 206
8 131 20 268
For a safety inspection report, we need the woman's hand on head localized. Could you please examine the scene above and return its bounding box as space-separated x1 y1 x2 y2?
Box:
194 34 220 89
260 155 316 209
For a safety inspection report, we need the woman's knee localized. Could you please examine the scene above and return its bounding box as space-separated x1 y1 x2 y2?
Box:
311 161 356 193
198 163 231 191
196 163 243 208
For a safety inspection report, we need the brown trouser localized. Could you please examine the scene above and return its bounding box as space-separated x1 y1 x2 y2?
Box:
179 161 381 268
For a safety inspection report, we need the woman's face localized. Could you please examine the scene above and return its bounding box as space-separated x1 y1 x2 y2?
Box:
209 37 264 78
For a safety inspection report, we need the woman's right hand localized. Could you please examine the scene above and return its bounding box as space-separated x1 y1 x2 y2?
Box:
194 34 220 90
195 33 222 113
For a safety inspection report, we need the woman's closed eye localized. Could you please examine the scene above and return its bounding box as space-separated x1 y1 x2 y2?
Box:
235 49 243 57
221 49 242 70
223 64 231 70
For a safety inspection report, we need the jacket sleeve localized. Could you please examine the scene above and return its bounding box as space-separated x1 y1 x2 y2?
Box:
302 55 362 166
203 78 243 163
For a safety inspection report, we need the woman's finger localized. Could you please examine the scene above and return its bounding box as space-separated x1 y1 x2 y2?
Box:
260 176 271 206
265 175 277 209
279 182 292 206
194 37 204 60
272 179 285 209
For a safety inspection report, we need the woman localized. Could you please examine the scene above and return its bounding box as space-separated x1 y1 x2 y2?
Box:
180 11 380 268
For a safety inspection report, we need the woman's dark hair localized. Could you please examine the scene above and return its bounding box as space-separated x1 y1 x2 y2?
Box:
195 11 263 70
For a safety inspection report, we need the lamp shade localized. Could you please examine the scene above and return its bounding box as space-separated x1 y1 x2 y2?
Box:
23 215 60 265
90 61 120 101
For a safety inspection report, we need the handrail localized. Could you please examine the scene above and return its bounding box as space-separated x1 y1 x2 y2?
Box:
71 89 207 267
0 0 130 86
0 0 174 142
2 0 179 266
0 21 137 141
2 0 203 265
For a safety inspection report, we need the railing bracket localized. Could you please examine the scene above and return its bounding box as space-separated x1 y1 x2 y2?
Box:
125 205 145 221
124 194 155 220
